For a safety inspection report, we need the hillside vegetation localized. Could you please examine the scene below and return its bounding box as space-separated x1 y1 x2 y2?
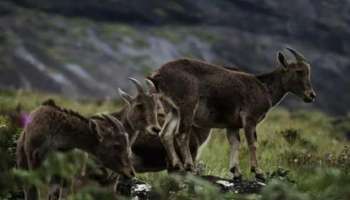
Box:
0 90 349 199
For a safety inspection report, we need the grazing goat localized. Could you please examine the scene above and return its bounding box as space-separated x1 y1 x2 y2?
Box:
92 78 210 173
148 47 316 181
16 100 136 200
63 78 161 193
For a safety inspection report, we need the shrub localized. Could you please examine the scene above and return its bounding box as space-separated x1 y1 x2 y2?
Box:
0 115 22 199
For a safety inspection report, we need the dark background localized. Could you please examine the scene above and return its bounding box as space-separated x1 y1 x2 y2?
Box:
0 0 349 115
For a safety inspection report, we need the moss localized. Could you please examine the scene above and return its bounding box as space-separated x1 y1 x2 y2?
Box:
103 24 138 38
151 26 220 45
132 37 149 48
193 29 220 43
152 27 184 43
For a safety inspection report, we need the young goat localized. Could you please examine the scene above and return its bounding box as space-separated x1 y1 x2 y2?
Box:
111 78 166 172
16 100 136 200
113 78 161 137
90 78 208 173
148 47 316 181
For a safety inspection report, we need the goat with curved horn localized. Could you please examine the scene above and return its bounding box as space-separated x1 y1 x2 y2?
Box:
16 103 137 200
286 47 306 62
128 77 145 94
148 50 315 179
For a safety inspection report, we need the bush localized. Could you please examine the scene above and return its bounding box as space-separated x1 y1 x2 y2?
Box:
0 115 22 199
261 180 310 200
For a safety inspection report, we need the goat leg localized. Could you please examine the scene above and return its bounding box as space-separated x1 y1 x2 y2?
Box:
159 112 183 171
226 128 242 181
175 111 195 172
244 124 265 182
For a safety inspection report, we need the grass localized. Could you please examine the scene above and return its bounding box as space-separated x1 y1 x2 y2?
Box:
0 89 122 116
0 89 349 199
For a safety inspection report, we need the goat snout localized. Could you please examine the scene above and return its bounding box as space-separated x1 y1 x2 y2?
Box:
304 90 316 103
146 125 161 135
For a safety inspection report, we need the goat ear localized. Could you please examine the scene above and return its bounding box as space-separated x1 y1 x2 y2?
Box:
89 120 104 142
278 52 288 68
118 88 132 106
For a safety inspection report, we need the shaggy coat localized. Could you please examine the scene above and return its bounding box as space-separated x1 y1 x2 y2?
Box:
16 100 134 200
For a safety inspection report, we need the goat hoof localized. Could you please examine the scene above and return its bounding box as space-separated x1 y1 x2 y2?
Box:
255 173 266 183
232 175 242 183
184 164 195 172
168 163 184 172
48 184 61 200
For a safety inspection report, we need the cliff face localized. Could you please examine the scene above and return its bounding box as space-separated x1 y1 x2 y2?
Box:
0 0 349 115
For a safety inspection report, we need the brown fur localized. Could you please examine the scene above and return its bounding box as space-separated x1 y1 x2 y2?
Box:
16 100 134 200
148 48 316 179
91 80 211 173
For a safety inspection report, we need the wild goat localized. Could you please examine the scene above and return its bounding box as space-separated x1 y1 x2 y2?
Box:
16 100 137 200
88 78 163 172
113 78 161 136
89 78 209 173
148 47 316 181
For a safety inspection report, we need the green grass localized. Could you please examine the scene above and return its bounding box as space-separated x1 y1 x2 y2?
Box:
0 89 122 116
0 89 349 199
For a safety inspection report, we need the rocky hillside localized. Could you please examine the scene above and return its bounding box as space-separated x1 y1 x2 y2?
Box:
0 0 349 115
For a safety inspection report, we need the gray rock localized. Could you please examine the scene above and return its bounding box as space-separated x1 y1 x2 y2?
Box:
0 0 349 114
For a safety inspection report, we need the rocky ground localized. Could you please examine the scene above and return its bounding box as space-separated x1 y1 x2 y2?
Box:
0 0 349 115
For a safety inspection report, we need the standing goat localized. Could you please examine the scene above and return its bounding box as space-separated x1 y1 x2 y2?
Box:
148 47 316 180
16 100 136 200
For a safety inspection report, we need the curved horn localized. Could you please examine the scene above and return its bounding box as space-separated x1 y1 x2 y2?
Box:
102 114 125 133
128 77 145 95
118 88 132 105
89 119 104 142
286 47 306 62
130 130 139 146
145 78 156 94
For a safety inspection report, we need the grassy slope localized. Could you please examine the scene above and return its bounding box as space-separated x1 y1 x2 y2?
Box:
0 90 349 199
0 89 121 115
